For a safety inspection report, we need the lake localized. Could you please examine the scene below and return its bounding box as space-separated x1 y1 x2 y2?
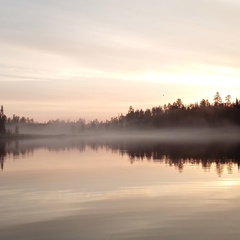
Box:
0 138 240 239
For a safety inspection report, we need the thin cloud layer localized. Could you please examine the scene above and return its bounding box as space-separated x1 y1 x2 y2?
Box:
0 0 240 121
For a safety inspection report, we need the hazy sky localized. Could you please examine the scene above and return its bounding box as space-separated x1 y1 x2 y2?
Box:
1 0 240 122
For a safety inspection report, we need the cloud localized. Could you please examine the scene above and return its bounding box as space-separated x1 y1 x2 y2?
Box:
1 0 240 71
0 0 240 121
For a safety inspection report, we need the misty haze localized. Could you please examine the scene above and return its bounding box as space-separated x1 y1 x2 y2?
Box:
1 79 240 240
1 0 240 239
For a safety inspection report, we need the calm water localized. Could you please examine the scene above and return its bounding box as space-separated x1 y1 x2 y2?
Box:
0 139 240 239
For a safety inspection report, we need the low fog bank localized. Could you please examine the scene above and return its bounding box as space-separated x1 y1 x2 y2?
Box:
5 121 240 144
87 127 240 143
2 127 240 155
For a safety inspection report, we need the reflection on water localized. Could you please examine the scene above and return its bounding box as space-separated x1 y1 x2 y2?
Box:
1 138 240 176
118 142 240 176
0 138 240 240
0 141 7 170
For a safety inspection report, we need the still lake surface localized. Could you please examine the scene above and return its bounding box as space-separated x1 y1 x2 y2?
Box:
0 138 240 239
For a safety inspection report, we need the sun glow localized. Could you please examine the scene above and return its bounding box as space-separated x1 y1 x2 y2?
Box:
219 179 240 187
140 66 240 87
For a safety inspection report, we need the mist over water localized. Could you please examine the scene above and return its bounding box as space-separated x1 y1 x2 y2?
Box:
1 135 240 240
1 133 240 175
1 0 240 238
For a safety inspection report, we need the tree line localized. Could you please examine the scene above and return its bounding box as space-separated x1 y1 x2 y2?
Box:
113 92 240 129
1 92 240 135
0 106 6 134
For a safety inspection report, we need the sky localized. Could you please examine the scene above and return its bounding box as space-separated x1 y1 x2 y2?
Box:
0 0 240 122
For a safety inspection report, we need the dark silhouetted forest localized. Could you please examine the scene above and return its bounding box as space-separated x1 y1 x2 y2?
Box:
0 106 6 134
3 92 240 135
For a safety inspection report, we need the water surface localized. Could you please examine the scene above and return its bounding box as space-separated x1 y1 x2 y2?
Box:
0 139 240 239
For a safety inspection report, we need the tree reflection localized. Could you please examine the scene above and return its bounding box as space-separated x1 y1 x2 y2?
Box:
116 142 240 176
0 141 6 170
1 138 240 176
